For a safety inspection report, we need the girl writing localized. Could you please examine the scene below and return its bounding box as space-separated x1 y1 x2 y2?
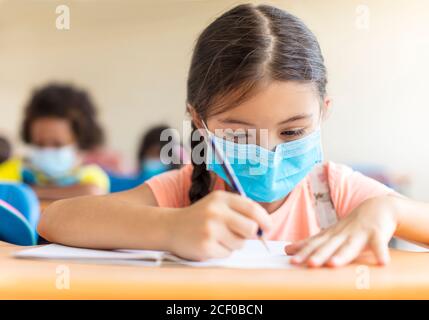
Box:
39 4 429 267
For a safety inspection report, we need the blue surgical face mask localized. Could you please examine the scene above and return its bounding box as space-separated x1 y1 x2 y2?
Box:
29 145 77 178
206 130 323 203
141 158 169 180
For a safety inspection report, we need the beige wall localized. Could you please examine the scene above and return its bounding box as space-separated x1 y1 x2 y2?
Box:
1 0 429 200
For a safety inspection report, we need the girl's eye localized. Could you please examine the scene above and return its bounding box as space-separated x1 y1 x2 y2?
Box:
229 134 248 143
224 131 250 143
281 129 306 137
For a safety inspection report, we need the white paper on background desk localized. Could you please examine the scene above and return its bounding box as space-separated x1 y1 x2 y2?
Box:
14 240 293 269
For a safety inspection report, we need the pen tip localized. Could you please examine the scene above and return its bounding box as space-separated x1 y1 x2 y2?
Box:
261 239 270 253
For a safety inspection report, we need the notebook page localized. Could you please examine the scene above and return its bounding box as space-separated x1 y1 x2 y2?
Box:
167 240 293 269
15 244 164 261
15 241 293 269
121 241 294 269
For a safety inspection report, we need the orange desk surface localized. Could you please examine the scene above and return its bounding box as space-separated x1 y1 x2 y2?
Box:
1 241 429 299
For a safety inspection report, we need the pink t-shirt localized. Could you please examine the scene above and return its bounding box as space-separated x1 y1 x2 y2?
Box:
145 162 396 242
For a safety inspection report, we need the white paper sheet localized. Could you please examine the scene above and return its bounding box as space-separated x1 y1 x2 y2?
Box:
174 240 293 269
15 244 164 261
14 240 293 269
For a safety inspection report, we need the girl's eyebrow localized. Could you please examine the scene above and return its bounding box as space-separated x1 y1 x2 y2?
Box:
277 113 312 125
219 113 312 126
219 118 254 126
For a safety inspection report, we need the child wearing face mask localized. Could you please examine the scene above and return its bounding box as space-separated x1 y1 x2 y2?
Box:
137 125 188 181
21 84 110 200
38 4 429 267
108 125 187 193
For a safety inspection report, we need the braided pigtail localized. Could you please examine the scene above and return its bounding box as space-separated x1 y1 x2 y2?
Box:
189 122 211 204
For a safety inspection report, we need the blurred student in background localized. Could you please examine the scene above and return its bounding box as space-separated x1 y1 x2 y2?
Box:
137 125 188 181
0 136 11 164
0 135 21 182
109 125 188 193
21 83 110 200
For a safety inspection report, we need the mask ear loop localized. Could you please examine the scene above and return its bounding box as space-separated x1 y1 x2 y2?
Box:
198 119 218 167
191 109 216 149
200 119 212 138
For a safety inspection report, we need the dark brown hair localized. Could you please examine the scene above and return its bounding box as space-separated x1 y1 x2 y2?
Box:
137 124 181 171
0 136 11 164
21 83 104 150
187 3 327 203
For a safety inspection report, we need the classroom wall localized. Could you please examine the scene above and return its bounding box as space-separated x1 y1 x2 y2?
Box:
1 0 429 200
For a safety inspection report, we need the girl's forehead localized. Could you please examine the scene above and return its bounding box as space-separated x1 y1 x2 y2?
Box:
211 81 321 125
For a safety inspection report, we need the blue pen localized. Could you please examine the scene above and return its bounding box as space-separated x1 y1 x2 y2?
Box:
201 121 270 252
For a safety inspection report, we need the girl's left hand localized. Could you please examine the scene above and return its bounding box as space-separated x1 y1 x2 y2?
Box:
284 196 399 268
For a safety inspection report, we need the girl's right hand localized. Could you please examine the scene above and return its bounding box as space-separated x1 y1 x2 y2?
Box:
166 190 272 261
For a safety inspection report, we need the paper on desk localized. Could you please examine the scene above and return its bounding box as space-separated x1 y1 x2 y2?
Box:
15 244 165 260
176 240 293 269
14 240 293 269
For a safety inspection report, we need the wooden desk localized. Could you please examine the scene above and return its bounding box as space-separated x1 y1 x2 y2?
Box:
1 242 429 299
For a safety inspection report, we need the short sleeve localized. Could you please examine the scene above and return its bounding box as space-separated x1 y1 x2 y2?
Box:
327 162 398 219
78 165 110 194
144 165 193 208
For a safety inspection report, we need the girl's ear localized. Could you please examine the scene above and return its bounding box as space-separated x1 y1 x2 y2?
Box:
321 96 332 121
187 104 203 129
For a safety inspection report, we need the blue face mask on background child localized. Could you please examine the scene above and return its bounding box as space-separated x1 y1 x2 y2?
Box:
206 130 323 203
29 145 77 179
141 158 169 180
